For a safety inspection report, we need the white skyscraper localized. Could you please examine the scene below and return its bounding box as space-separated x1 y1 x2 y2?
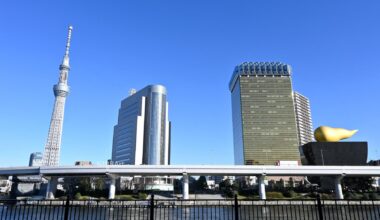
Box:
42 26 73 166
293 91 314 146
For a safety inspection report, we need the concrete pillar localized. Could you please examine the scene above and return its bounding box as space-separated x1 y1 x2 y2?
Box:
335 175 344 200
46 177 58 199
182 173 189 200
258 175 266 200
108 176 116 200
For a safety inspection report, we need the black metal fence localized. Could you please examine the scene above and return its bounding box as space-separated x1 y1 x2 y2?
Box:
1 196 380 220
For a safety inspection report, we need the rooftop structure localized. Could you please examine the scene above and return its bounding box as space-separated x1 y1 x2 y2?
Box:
229 62 292 91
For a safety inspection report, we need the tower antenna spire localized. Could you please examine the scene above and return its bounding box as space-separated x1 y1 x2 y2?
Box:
65 25 73 56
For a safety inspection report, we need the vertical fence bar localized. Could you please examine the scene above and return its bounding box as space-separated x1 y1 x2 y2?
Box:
316 195 324 220
0 201 3 219
16 200 22 220
234 195 239 220
371 200 377 220
36 200 41 220
63 197 70 220
150 194 154 220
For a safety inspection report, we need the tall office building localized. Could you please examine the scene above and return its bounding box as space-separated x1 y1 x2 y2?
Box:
293 91 314 146
229 62 301 165
42 26 73 166
112 85 170 165
29 152 43 167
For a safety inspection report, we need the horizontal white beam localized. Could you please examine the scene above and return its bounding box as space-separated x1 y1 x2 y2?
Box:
1 165 380 177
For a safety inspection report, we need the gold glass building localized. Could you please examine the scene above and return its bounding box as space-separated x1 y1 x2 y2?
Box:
229 62 301 165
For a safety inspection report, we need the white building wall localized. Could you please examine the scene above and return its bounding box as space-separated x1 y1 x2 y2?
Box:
293 91 314 146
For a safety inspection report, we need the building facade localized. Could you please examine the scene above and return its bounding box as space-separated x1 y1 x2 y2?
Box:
229 62 301 165
74 161 93 166
29 152 43 167
42 26 73 166
293 91 314 146
302 141 368 189
112 85 170 165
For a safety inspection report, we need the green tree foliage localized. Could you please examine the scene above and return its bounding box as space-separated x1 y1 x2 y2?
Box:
62 176 107 198
219 179 238 198
173 178 182 193
196 176 208 191
343 177 373 192
189 176 198 192
74 192 81 200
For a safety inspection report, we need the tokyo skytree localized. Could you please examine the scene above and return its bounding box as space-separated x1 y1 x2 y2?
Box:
42 26 73 166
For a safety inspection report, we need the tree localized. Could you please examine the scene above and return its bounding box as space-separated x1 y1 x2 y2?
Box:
62 177 92 198
343 177 373 192
219 178 238 198
196 176 208 191
173 178 182 193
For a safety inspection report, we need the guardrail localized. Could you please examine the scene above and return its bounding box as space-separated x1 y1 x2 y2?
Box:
1 195 380 219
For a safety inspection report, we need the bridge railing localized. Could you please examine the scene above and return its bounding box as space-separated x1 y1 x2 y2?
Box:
1 195 380 220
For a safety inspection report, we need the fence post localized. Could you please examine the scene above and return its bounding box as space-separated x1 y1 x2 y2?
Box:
150 194 155 220
234 194 239 220
316 194 323 220
63 196 70 220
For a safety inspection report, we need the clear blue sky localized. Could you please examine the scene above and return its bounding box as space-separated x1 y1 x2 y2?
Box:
1 1 379 166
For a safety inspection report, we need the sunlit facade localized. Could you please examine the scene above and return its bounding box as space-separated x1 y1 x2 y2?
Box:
29 152 43 167
293 91 314 146
112 85 170 165
229 62 301 165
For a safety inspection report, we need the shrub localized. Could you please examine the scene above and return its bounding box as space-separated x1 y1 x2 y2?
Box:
320 193 333 200
266 192 285 199
55 189 65 198
115 195 134 200
80 196 90 200
239 189 257 196
345 192 361 200
138 192 147 200
223 188 236 198
74 193 81 200
369 193 380 200
283 190 297 198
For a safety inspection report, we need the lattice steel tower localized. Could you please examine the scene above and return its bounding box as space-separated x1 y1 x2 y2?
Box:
42 26 73 166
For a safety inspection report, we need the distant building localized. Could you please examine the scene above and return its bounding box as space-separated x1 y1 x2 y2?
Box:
0 177 11 194
229 62 301 165
111 85 171 165
209 176 224 184
209 176 235 185
293 91 314 146
206 180 216 190
29 152 43 167
74 161 92 166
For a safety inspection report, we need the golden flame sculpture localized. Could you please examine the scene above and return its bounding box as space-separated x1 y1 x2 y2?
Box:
314 126 358 142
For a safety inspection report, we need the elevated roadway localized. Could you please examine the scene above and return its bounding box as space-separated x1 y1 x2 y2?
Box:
1 165 379 200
